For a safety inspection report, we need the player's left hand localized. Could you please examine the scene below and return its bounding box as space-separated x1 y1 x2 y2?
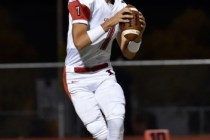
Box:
134 11 146 43
139 11 146 36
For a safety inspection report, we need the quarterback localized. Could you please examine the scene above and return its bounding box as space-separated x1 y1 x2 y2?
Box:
63 0 146 139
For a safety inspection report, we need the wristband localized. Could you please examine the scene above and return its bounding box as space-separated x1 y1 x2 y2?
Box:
87 25 105 43
127 41 141 53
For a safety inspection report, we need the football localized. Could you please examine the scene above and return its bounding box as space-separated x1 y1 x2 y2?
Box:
119 5 141 41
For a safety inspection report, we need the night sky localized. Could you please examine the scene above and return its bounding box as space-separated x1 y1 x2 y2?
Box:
0 0 209 62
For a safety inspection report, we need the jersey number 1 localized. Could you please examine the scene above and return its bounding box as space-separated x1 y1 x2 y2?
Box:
75 6 80 16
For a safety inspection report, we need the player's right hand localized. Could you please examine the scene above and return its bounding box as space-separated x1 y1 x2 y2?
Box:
101 7 133 32
112 7 133 25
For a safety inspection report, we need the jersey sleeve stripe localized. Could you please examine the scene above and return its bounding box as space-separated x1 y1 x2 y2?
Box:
72 19 88 25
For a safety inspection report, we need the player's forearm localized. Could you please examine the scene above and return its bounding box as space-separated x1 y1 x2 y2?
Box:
122 48 136 59
101 18 117 32
74 23 108 50
118 33 141 59
82 18 117 47
119 36 136 59
122 43 138 59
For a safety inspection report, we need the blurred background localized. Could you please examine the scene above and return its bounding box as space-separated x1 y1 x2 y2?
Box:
0 0 210 138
